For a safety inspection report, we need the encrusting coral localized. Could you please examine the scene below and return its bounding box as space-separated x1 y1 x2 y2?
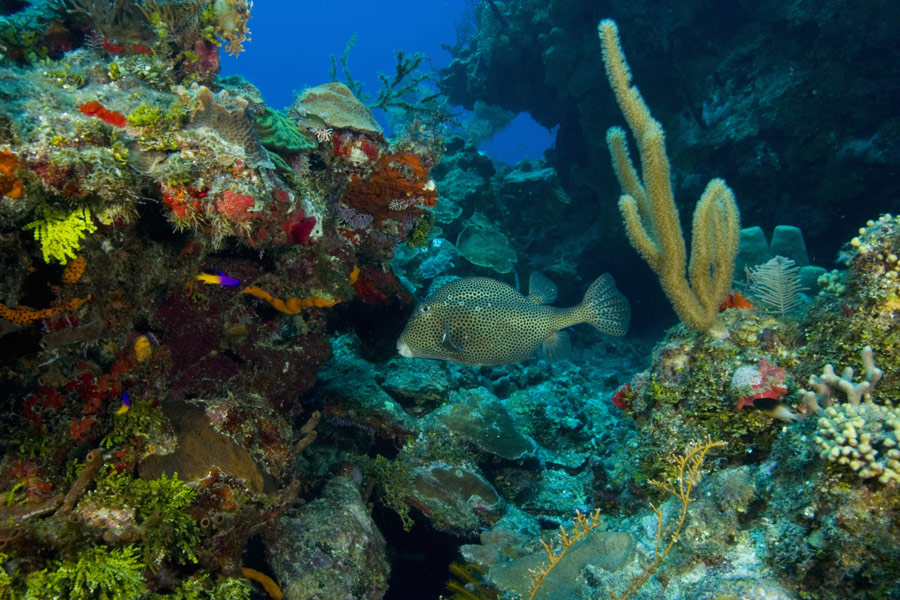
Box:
61 255 87 284
241 285 338 314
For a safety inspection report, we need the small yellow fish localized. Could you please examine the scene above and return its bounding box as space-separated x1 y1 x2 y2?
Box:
396 272 629 366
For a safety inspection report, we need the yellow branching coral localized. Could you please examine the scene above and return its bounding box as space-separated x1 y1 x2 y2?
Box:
599 19 740 336
611 437 726 600
525 437 725 600
24 206 97 264
527 508 602 600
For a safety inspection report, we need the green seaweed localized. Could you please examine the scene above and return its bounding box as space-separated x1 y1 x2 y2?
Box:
40 61 85 90
86 472 200 567
370 454 415 531
100 397 164 451
127 101 187 151
151 573 252 600
23 545 145 600
0 552 15 600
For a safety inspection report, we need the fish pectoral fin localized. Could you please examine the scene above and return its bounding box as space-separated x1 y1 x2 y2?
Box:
527 271 558 305
440 322 465 354
541 329 571 362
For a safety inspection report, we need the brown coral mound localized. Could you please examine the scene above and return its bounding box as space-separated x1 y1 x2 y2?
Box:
139 402 266 494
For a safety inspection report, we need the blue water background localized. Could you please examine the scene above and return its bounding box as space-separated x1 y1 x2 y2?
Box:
219 0 555 163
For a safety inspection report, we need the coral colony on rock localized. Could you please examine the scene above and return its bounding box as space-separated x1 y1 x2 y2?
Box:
1 1 899 599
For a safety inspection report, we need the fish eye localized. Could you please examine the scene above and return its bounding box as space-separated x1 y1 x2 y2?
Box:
420 305 430 313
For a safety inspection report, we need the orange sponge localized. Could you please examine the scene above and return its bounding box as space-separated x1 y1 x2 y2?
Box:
62 256 87 284
0 150 24 199
241 567 283 600
241 286 337 314
0 297 88 325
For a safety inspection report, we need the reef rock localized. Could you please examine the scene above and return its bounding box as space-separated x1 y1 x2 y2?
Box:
265 476 389 600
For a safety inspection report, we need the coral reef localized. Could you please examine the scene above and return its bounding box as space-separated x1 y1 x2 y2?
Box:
0 2 443 597
1 3 899 600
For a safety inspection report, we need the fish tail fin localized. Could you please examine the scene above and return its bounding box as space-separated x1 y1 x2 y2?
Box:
580 273 630 336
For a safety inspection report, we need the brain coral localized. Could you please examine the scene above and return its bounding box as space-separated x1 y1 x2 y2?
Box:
178 84 270 167
290 82 383 137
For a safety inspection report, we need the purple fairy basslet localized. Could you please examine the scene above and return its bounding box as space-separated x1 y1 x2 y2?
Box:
116 392 131 415
195 270 241 287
